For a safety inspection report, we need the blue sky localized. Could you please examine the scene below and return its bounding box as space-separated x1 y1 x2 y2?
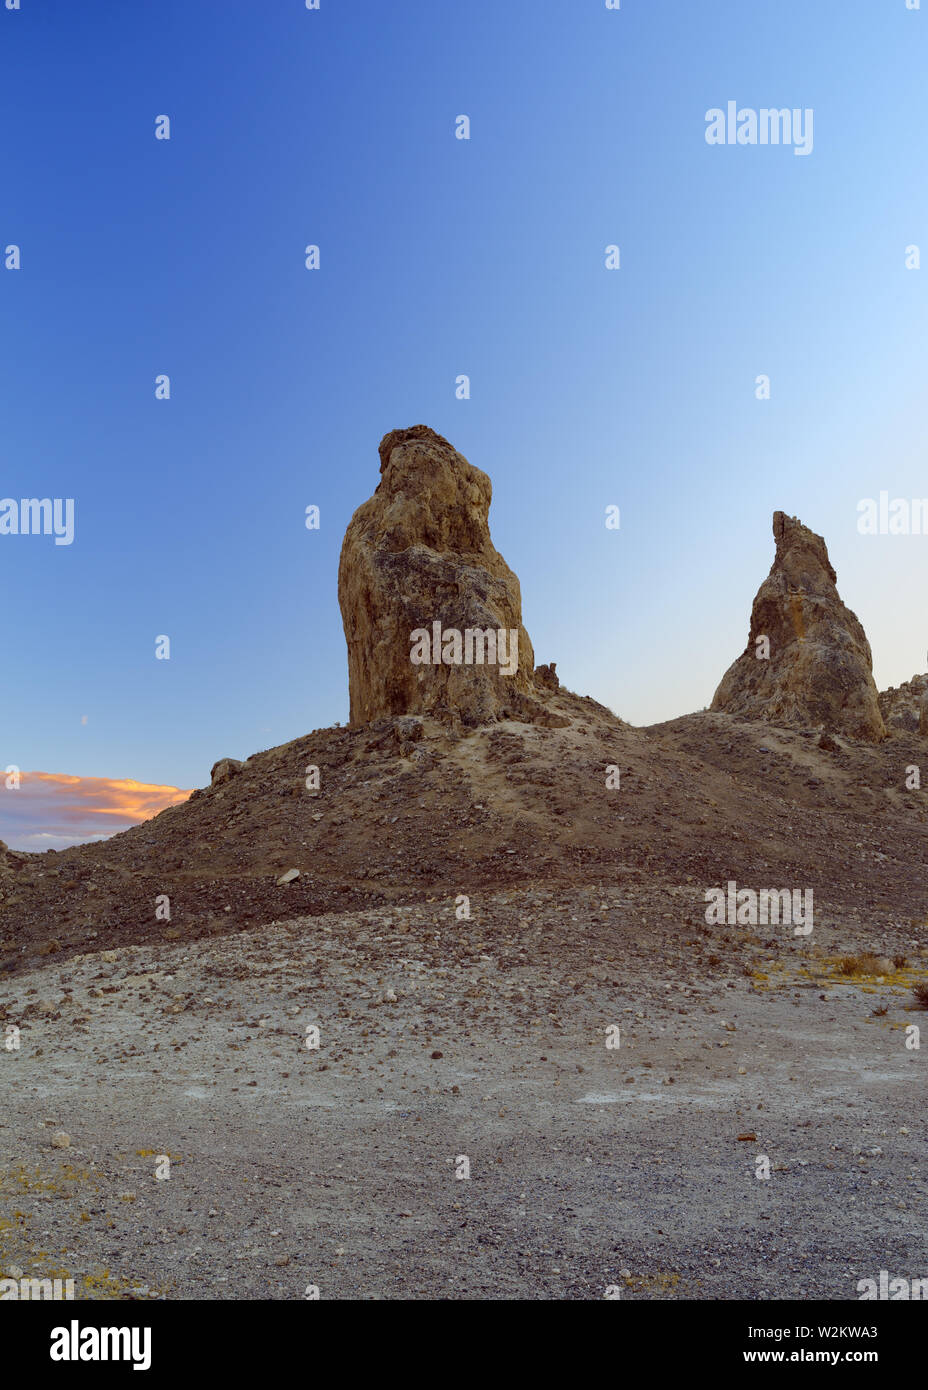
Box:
1 0 926 846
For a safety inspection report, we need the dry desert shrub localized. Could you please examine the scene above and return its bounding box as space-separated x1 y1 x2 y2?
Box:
837 952 882 976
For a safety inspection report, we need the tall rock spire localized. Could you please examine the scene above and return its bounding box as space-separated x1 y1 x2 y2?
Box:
711 511 885 741
338 426 550 728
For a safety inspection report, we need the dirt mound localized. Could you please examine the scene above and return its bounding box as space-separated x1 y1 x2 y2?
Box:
1 689 926 976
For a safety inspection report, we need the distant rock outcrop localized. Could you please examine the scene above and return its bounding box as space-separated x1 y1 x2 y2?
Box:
0 839 21 880
711 511 885 741
210 758 244 787
338 426 563 728
878 674 928 735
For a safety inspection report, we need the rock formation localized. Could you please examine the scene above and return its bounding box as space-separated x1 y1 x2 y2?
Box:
711 511 885 741
878 674 928 735
210 758 244 787
338 426 561 728
0 838 22 883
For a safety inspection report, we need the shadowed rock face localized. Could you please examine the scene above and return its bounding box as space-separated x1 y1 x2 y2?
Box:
338 426 556 728
711 512 885 741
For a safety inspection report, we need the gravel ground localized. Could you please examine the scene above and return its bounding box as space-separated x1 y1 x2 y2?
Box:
2 884 925 1300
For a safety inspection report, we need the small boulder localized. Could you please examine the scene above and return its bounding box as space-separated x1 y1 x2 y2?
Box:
534 662 560 692
210 758 244 787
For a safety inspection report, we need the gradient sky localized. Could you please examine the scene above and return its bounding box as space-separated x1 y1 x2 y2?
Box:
2 0 926 848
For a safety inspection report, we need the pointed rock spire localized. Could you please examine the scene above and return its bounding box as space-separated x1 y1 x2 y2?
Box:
711 511 885 741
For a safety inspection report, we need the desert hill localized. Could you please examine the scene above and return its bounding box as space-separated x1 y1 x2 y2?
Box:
1 692 926 978
1 429 926 976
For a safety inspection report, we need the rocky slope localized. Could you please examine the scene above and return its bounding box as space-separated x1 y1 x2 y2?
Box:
1 699 926 979
2 430 928 978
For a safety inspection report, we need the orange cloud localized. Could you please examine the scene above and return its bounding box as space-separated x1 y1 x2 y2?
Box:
0 771 194 851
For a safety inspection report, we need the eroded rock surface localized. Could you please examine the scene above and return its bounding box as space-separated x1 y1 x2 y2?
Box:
338 426 558 728
878 674 928 735
711 512 885 741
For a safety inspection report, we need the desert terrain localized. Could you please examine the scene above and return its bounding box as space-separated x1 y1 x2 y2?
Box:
1 428 925 1301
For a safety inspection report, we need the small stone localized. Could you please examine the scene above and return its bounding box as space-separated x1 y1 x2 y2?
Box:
276 869 300 886
51 1131 71 1148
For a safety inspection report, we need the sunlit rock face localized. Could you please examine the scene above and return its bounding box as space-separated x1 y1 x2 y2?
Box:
711 511 885 741
338 426 556 729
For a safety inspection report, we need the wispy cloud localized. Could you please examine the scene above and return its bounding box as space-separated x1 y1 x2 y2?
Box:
0 772 193 852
